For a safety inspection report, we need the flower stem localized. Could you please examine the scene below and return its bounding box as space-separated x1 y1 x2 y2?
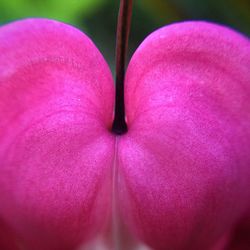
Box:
112 0 133 135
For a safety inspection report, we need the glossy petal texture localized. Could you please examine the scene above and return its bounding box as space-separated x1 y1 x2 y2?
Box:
0 19 115 250
119 22 250 250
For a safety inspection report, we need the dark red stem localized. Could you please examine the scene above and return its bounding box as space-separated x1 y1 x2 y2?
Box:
112 0 133 135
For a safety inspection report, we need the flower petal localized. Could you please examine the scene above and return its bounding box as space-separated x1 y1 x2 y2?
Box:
119 21 250 249
0 19 115 249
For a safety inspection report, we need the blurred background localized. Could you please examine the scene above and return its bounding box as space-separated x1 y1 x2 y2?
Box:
0 0 249 73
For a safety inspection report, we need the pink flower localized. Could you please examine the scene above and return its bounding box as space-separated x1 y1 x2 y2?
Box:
0 17 249 250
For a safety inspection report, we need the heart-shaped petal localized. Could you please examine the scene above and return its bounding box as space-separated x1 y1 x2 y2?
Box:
0 19 115 250
1 18 250 250
119 21 250 250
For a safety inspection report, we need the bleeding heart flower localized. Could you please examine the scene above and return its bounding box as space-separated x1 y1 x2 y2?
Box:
0 1 250 249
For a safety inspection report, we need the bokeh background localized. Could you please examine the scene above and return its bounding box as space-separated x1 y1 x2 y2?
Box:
0 0 249 72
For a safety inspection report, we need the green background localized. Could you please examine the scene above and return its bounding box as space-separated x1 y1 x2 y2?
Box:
1 0 249 72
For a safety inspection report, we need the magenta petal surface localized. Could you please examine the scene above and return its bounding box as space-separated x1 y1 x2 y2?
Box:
0 19 115 249
119 21 250 249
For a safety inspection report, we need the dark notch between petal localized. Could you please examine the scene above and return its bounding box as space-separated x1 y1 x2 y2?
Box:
112 0 133 135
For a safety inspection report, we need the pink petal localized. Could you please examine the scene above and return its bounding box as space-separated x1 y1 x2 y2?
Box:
219 212 250 250
118 21 250 249
0 19 115 249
